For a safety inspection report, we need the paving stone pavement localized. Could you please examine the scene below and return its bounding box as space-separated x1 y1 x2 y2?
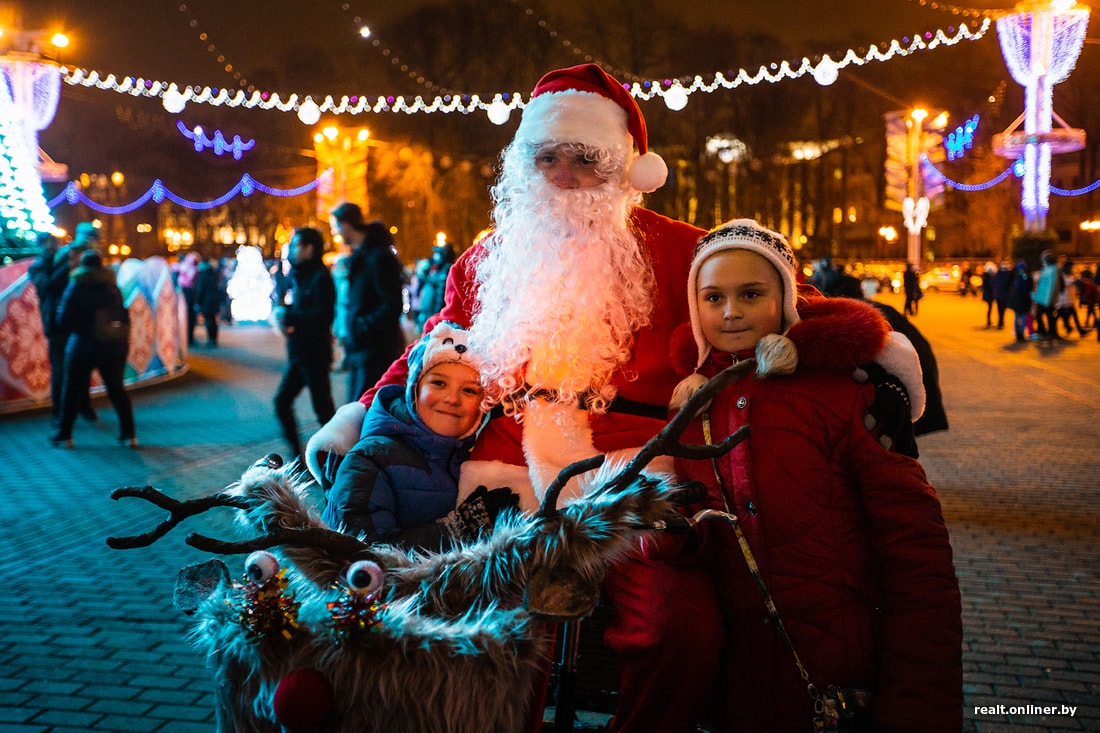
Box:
1 293 1097 732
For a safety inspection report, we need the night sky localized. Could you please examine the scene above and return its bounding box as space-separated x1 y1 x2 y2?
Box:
11 0 1039 90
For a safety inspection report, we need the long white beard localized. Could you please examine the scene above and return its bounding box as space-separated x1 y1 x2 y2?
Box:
467 151 654 414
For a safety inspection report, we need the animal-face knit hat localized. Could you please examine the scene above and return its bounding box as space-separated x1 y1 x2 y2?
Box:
670 219 801 411
405 321 484 416
515 63 668 193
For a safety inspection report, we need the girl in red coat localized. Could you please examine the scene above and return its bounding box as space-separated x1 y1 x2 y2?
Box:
671 219 962 732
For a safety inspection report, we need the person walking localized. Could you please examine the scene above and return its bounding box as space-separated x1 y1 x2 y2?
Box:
1007 259 1033 343
193 257 222 346
330 203 405 403
992 260 1013 330
273 227 337 460
980 262 997 327
27 234 70 427
1055 260 1089 337
1033 250 1063 339
903 262 921 316
175 251 201 346
48 250 136 447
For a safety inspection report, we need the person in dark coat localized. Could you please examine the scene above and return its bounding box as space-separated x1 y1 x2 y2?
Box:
415 241 456 329
1007 259 1033 343
902 262 922 316
48 250 135 447
27 234 70 426
193 257 222 346
992 260 1014 330
330 203 405 403
273 227 338 459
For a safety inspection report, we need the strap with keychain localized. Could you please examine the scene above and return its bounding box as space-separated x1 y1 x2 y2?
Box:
700 411 873 732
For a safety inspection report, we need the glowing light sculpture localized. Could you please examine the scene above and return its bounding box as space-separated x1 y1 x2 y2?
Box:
993 1 1088 232
0 51 58 246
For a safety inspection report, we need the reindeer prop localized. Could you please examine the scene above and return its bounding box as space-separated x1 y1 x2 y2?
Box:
106 364 750 733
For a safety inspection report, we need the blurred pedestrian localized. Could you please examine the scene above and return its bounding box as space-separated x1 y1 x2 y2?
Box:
1007 259 1033 343
415 239 456 329
48 250 136 448
330 240 352 372
1078 269 1098 329
903 262 921 316
992 260 1013 330
1055 260 1089 338
217 257 234 325
273 227 337 459
45 225 101 422
810 255 840 296
27 234 70 427
193 257 222 346
980 262 997 327
330 203 405 403
176 251 201 346
1033 250 1062 340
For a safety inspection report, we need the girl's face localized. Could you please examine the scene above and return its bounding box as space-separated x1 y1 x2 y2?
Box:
415 362 484 438
696 249 784 354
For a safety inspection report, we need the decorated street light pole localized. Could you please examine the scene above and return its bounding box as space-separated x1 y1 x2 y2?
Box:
993 0 1088 233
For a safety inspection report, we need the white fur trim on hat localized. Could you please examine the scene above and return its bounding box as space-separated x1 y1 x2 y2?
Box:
516 90 667 192
516 91 632 160
686 219 800 370
873 332 926 421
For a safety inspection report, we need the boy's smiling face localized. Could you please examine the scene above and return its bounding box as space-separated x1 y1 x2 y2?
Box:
696 249 784 354
415 362 484 438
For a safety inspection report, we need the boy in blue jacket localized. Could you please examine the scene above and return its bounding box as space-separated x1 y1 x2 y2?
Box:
322 322 517 548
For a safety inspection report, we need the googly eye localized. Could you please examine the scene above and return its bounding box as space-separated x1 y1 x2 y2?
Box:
244 551 280 584
346 560 384 595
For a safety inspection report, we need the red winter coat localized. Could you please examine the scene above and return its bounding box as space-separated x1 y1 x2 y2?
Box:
363 207 705 461
676 354 962 732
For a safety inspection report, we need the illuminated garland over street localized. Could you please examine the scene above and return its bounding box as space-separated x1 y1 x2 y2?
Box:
46 170 331 213
176 121 256 159
920 153 1100 195
59 19 991 124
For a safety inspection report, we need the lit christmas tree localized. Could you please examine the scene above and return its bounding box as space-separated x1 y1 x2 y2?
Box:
0 104 54 254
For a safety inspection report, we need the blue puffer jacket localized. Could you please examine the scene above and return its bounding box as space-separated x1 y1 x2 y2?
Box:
322 384 476 548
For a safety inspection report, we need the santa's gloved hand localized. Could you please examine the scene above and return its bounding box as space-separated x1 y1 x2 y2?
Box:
852 361 919 459
438 486 519 543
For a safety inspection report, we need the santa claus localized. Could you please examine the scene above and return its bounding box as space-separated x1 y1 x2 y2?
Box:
307 64 922 732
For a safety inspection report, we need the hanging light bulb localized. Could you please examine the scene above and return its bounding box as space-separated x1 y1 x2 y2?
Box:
663 82 688 111
297 98 321 125
486 97 511 125
812 56 839 86
162 86 187 114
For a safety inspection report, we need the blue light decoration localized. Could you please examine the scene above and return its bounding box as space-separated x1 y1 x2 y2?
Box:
46 170 331 213
945 114 979 160
922 153 1099 195
177 121 256 159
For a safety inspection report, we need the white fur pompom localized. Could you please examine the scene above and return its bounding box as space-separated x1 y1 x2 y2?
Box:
873 332 926 421
755 333 798 378
627 151 668 193
669 372 709 414
304 401 367 482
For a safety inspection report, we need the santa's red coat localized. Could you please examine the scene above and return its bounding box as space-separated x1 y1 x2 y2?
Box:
363 207 705 465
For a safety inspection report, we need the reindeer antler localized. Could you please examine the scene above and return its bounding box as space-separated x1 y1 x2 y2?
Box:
537 360 755 518
185 526 373 559
106 486 255 549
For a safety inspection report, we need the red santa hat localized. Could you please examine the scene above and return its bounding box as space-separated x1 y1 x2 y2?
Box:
515 64 668 193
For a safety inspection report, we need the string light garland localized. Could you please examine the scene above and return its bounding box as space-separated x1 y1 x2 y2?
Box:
906 0 1002 20
46 170 332 213
505 0 642 83
921 152 1100 195
176 120 256 159
336 2 446 94
59 19 991 125
176 2 252 91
